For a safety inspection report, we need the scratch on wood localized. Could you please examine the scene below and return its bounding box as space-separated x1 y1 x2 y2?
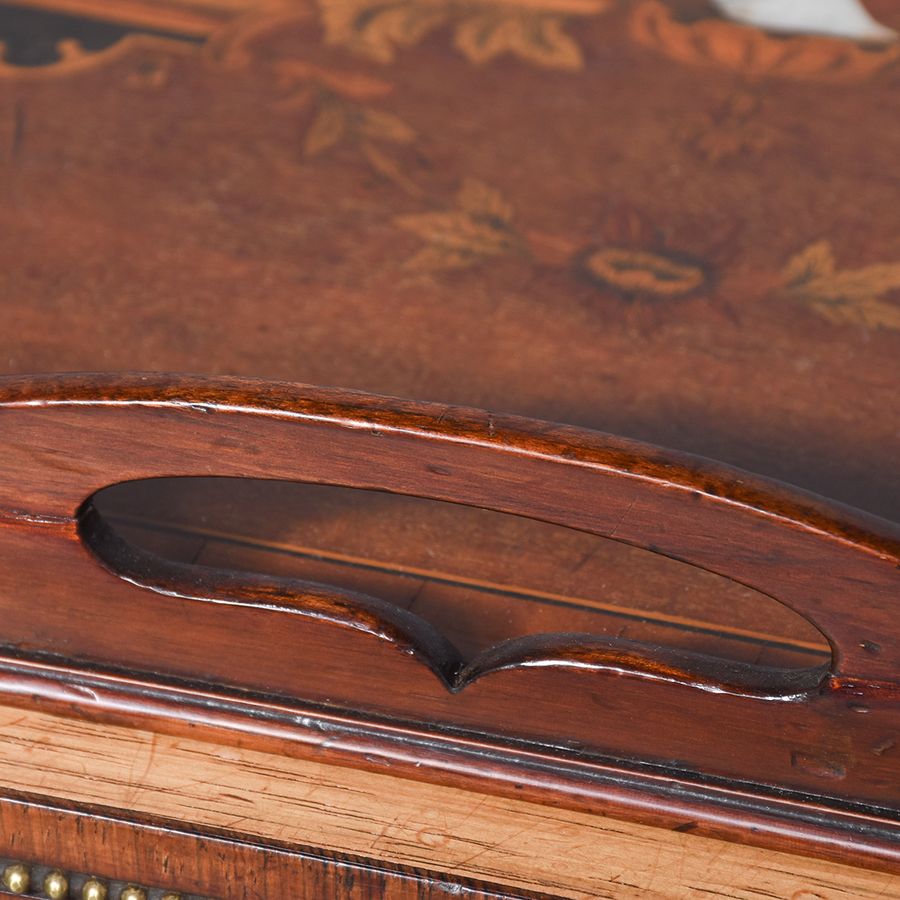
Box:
0 508 71 527
607 497 637 541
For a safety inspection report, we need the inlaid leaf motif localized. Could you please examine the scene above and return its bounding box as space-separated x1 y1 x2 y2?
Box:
396 211 513 253
783 240 835 286
837 297 900 330
358 108 417 143
304 103 348 157
782 241 900 329
316 0 609 69
361 141 423 195
405 244 481 269
396 179 522 270
320 0 449 62
456 178 514 224
300 93 417 172
275 60 395 101
454 12 583 69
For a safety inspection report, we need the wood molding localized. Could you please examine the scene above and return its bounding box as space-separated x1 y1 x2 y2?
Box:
0 655 896 875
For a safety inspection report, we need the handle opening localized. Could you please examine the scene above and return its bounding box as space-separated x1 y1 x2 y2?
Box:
85 476 831 687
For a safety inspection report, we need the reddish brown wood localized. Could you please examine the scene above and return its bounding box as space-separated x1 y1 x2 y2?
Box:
2 0 900 527
0 789 550 899
1 0 899 887
0 373 897 838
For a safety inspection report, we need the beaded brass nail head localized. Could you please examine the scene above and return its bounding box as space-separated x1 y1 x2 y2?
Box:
2 863 30 894
44 869 69 899
82 879 108 900
119 888 147 900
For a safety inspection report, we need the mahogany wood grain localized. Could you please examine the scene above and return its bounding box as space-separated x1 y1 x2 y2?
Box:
0 789 550 899
2 0 899 526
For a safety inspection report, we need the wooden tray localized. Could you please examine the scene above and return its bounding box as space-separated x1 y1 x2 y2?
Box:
0 0 898 895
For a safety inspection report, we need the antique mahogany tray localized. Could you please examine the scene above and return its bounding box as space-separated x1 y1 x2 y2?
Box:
0 0 899 897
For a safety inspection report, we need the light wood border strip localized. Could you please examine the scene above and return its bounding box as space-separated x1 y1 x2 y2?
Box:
0 706 895 899
2 0 282 35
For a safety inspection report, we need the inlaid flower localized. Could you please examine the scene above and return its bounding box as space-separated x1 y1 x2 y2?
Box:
577 205 710 301
682 92 780 164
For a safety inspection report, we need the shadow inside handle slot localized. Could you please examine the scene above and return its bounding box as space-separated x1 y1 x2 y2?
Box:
84 477 831 693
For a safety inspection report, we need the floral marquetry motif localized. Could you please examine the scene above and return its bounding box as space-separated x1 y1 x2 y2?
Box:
629 0 900 82
314 0 613 68
395 179 524 269
0 1 897 471
781 242 900 331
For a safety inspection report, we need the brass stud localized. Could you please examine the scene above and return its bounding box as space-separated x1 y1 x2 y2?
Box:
44 869 70 899
82 879 108 900
160 895 182 900
119 888 147 900
2 863 30 894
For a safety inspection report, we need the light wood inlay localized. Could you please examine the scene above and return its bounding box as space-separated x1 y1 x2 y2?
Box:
3 0 282 35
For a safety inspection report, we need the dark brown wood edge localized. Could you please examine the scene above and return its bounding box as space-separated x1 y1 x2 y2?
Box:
2 372 897 554
0 787 555 899
0 655 896 874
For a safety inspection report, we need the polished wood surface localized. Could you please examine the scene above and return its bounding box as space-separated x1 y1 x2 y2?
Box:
0 0 898 893
1 0 898 520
